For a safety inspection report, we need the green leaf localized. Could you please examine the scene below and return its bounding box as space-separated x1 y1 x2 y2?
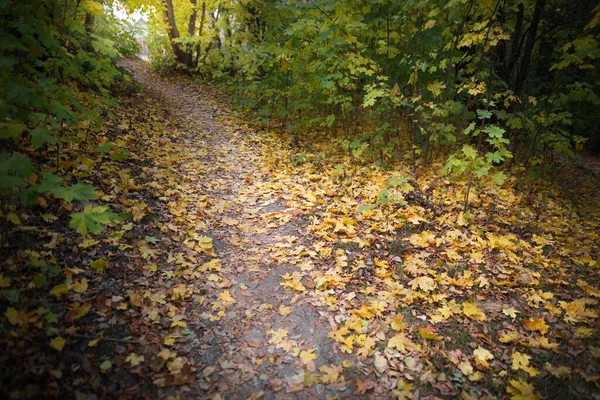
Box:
69 205 124 235
0 153 33 190
462 145 478 159
476 109 492 120
462 122 476 136
95 142 116 153
358 204 376 213
0 122 26 140
30 126 57 148
427 81 446 97
483 125 505 139
36 173 97 202
492 172 508 185
33 274 47 288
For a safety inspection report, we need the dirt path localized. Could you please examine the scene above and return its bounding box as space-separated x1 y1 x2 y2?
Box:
120 60 356 399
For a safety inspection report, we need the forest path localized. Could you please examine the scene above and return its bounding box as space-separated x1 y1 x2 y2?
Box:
120 59 357 399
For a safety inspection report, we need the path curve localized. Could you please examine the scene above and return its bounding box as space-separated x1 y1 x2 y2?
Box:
120 59 358 399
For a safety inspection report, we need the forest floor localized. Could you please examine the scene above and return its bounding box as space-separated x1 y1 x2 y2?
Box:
1 58 599 399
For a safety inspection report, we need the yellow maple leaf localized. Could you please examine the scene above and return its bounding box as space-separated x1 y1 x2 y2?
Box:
346 317 363 333
279 305 292 316
418 325 440 340
126 353 145 366
502 307 520 319
409 276 436 292
50 336 66 351
268 328 288 344
90 258 108 274
559 298 598 324
73 278 88 294
49 283 70 297
299 349 317 364
387 333 412 353
4 307 19 325
351 304 373 319
544 363 571 379
506 379 540 400
522 318 549 335
218 290 236 305
511 351 539 377
473 347 494 367
319 364 342 383
463 302 486 321
0 273 11 288
391 314 406 331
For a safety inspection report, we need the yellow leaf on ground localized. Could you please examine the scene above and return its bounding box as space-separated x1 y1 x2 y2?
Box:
502 307 520 319
473 347 494 367
4 307 19 325
463 302 486 321
126 353 145 366
511 351 539 377
319 364 342 383
90 258 108 274
387 333 412 353
522 318 549 335
73 278 88 294
506 379 540 400
49 284 70 297
299 349 317 365
545 363 571 378
268 328 288 344
409 276 436 292
279 305 292 316
50 337 66 351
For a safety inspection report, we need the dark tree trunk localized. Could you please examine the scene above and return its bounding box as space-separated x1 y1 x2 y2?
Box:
514 0 546 95
504 2 524 86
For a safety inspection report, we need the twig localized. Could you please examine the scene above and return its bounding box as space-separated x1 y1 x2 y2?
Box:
73 334 141 344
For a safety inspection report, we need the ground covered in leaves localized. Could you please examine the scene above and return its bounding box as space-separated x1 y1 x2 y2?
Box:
1 58 600 399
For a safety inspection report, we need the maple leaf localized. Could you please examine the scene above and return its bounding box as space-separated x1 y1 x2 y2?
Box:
559 298 598 323
319 364 342 383
522 318 549 335
90 257 108 274
355 378 376 394
126 353 145 366
279 305 292 316
351 304 373 319
280 273 306 292
545 363 571 378
506 379 540 400
268 328 288 344
409 276 436 292
49 283 70 297
473 347 494 367
391 314 406 331
100 360 112 371
511 351 539 377
502 307 520 319
4 307 19 325
218 290 236 305
50 337 66 351
462 302 486 321
299 349 317 365
73 278 88 294
418 325 440 340
387 333 412 353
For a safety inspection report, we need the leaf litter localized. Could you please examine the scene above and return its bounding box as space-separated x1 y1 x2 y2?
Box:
1 58 599 399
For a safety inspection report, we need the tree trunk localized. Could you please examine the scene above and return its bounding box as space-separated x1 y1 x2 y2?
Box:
164 0 193 67
504 2 524 86
194 2 207 66
514 0 546 96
